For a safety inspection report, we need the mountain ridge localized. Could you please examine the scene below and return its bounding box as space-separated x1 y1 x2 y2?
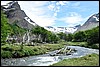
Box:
1 1 38 30
75 13 99 32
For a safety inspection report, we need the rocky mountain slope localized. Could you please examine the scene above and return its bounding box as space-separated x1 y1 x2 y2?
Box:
76 13 99 32
44 13 99 34
1 1 38 30
1 1 39 44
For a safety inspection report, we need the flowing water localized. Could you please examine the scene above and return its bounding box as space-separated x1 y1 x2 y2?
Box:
1 46 99 66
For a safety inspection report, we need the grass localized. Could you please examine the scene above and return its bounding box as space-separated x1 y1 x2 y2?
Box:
1 42 99 58
51 53 99 66
1 44 64 58
61 41 99 49
65 42 87 46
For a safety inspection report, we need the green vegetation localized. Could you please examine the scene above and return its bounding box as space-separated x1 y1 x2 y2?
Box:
56 26 99 49
51 53 99 66
74 26 99 49
66 33 73 41
1 10 27 45
1 9 99 60
1 9 99 46
57 32 67 41
73 26 99 45
31 26 59 43
59 26 99 45
9 22 27 36
1 44 64 58
60 41 99 49
85 26 99 45
65 42 88 46
1 10 12 44
73 31 86 42
1 10 62 58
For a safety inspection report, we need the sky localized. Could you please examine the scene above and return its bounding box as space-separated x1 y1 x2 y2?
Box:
1 1 99 27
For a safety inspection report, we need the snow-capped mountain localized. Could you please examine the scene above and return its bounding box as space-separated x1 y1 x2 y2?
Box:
1 1 38 30
76 13 99 32
44 25 81 34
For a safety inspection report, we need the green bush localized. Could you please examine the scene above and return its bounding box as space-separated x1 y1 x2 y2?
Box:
1 44 64 58
73 31 86 42
1 50 12 58
12 50 25 58
33 47 39 51
2 47 13 51
23 50 30 56
91 44 99 49
85 26 99 45
27 49 35 55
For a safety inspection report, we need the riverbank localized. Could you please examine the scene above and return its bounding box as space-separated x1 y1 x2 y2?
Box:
61 41 99 49
1 41 99 58
1 44 64 58
1 46 99 66
51 53 99 66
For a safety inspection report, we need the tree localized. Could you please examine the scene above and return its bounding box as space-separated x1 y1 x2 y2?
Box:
73 31 86 42
57 32 67 41
1 10 28 44
31 26 60 43
85 26 99 45
1 10 12 44
31 26 42 42
66 33 73 41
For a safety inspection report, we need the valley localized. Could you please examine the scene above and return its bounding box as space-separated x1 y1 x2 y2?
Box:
1 1 99 66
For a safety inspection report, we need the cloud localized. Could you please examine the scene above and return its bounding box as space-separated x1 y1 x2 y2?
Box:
48 1 69 17
48 2 59 17
48 4 55 11
59 12 86 27
29 15 56 27
71 2 80 7
54 12 57 16
1 1 61 27
18 1 60 27
2 1 96 27
58 1 69 6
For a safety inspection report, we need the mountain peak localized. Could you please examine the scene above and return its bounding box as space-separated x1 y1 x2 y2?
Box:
84 13 99 25
1 1 38 30
7 1 21 10
75 13 99 32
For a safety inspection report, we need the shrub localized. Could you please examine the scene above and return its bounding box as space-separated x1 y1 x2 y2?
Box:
12 50 25 58
23 50 30 56
73 31 86 42
27 49 35 55
1 50 12 58
85 26 99 45
33 47 39 51
91 44 99 49
2 47 13 51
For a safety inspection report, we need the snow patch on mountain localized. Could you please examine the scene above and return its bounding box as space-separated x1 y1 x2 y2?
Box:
93 16 99 21
44 26 79 34
24 17 36 26
76 13 99 32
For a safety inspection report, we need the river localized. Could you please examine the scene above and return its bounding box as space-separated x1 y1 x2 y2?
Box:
1 46 99 66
